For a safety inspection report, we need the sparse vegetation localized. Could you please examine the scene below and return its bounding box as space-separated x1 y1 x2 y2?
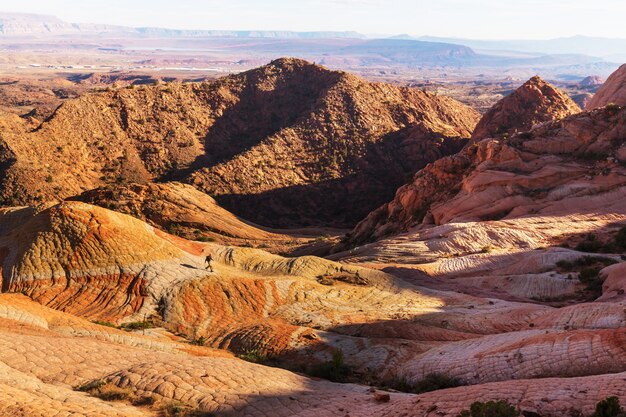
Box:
77 380 166 410
592 396 626 417
91 320 117 328
236 349 268 364
308 349 352 383
119 320 156 331
605 103 622 112
382 373 464 394
189 336 206 346
576 234 604 253
457 400 519 417
160 402 214 417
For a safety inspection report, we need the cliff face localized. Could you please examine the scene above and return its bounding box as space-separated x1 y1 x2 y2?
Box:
588 63 626 109
0 58 479 227
346 105 626 245
471 76 580 140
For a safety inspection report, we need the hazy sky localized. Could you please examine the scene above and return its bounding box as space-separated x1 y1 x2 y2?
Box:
3 0 626 40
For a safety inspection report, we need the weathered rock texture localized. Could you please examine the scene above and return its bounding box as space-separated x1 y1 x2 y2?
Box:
471 76 580 140
0 58 479 227
347 105 626 245
588 63 626 109
72 181 299 250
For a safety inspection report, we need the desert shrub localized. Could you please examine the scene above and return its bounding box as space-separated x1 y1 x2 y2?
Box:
576 234 604 253
189 336 206 346
309 349 352 383
92 320 117 328
237 349 267 364
578 266 604 297
605 103 622 112
481 246 493 254
413 373 464 394
77 381 132 402
92 384 133 401
77 379 106 392
383 372 464 394
119 321 155 331
196 236 215 242
557 256 617 272
593 396 626 417
457 400 519 417
160 402 214 417
614 226 626 250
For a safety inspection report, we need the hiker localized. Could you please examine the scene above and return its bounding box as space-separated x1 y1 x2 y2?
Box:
204 253 214 272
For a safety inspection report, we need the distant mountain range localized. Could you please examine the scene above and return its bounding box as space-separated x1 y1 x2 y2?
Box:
0 12 365 39
0 12 622 77
413 35 626 60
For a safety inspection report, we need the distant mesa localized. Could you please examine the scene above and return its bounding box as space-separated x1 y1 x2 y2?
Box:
471 75 580 140
579 75 604 88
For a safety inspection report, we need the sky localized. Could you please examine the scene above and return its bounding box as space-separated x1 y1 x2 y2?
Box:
2 0 626 40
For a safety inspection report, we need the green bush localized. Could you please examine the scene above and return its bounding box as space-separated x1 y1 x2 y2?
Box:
457 400 519 417
593 396 626 417
119 321 155 331
237 349 268 364
576 266 605 298
576 236 603 253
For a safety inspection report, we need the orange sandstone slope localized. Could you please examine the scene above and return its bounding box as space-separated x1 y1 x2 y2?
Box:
0 58 479 228
471 76 580 140
3 202 626 417
72 181 300 249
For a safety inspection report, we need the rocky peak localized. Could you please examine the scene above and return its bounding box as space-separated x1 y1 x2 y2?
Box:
471 75 580 140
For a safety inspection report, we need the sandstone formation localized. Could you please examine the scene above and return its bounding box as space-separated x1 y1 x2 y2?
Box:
347 105 626 245
0 58 479 227
471 76 580 140
1 196 626 415
588 63 626 109
73 181 303 251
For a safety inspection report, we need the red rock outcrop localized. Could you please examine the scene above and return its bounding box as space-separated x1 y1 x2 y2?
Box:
588 63 626 109
346 105 626 245
471 76 580 140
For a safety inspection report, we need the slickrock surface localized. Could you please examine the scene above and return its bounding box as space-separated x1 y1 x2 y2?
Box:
588 63 626 109
0 58 479 227
2 200 626 415
471 76 580 140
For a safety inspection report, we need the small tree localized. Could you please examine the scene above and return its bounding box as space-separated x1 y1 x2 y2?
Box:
593 397 626 417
